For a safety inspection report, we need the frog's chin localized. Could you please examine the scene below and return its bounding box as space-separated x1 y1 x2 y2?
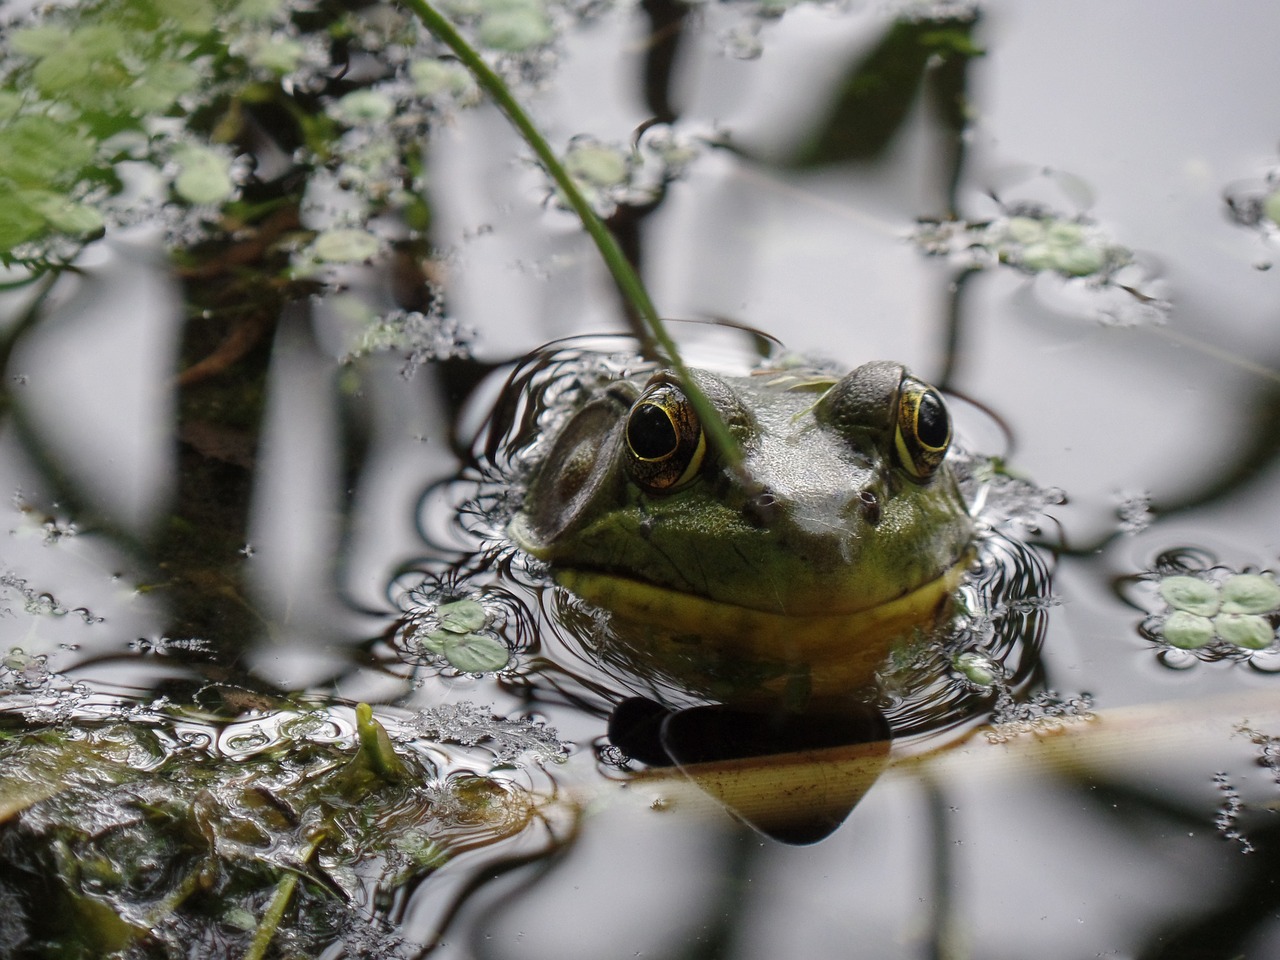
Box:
554 556 971 677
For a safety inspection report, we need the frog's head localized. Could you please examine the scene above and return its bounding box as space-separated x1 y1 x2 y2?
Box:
510 361 975 701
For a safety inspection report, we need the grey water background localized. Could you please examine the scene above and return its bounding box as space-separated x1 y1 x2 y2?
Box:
4 1 1280 957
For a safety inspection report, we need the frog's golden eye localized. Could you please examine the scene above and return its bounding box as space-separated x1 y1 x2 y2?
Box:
624 383 706 492
894 378 951 480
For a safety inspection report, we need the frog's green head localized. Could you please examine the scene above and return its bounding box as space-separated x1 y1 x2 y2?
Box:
511 361 974 672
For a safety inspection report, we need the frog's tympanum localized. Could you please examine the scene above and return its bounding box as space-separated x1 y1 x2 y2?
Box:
511 361 975 705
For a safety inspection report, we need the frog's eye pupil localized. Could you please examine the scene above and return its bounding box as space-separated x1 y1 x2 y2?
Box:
627 403 678 461
915 390 949 450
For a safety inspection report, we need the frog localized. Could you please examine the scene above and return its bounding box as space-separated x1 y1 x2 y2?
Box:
509 360 976 706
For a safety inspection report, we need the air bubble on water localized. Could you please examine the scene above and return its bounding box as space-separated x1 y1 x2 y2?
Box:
223 724 271 754
1156 647 1199 670
343 306 476 376
722 22 764 60
1212 772 1254 853
986 689 1094 743
1248 648 1280 673
974 467 1065 532
1236 725 1280 789
410 701 566 764
1115 489 1152 535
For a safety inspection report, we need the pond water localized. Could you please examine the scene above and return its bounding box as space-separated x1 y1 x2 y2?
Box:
3 0 1280 957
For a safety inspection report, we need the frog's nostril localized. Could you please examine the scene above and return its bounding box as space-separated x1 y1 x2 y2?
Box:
743 488 780 528
858 489 881 526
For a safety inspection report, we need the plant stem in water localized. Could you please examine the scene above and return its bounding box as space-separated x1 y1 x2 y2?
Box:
400 0 743 471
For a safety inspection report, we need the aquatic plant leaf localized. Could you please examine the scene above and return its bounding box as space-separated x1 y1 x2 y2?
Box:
122 60 203 113
172 144 236 205
0 115 97 187
1265 190 1280 226
1214 613 1274 650
1163 610 1215 649
1219 574 1280 615
1159 576 1221 617
444 632 510 672
0 199 48 252
312 227 381 263
438 598 487 632
24 191 105 237
332 89 397 125
0 737 131 823
477 6 554 51
411 702 567 763
354 702 409 783
409 58 478 99
564 141 631 188
8 24 75 58
0 712 548 954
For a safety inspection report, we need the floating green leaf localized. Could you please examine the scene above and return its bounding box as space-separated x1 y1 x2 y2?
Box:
332 89 396 125
312 227 381 263
438 598 487 633
1158 576 1220 617
0 115 97 187
564 141 630 188
1163 610 1215 649
1264 190 1280 227
953 651 1000 687
1214 613 1274 649
1219 574 1280 614
25 190 106 237
244 35 307 74
172 144 236 205
409 58 477 100
443 632 510 672
477 0 554 52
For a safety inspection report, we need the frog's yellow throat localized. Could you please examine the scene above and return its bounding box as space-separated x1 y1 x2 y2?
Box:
554 554 972 701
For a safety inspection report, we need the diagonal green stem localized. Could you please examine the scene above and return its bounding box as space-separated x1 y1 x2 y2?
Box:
244 833 326 960
400 0 742 470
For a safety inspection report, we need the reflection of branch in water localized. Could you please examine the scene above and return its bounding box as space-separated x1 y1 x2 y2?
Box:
1143 333 1280 519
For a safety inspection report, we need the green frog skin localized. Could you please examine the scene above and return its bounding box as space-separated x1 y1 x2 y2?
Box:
510 361 975 704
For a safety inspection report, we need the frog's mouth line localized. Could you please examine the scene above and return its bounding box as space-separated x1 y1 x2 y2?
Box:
552 555 972 655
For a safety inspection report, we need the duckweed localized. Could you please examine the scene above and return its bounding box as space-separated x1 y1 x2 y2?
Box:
1213 613 1274 650
1159 575 1221 617
564 141 631 188
410 58 479 100
1163 610 1215 649
311 227 382 263
1155 571 1279 653
420 599 511 672
331 89 397 126
1220 573 1280 614
953 650 1001 687
475 0 554 51
998 214 1128 279
1265 189 1280 227
171 144 236 205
